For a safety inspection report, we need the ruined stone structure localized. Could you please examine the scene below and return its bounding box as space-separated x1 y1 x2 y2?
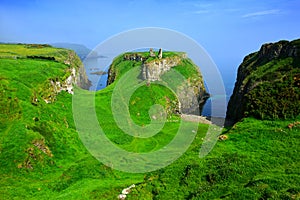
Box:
123 53 145 62
158 48 162 59
149 48 155 57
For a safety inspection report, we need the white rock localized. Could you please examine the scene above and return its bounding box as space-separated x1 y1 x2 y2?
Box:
118 194 126 200
122 188 130 195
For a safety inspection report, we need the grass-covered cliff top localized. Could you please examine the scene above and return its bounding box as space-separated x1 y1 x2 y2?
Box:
106 50 207 115
0 43 82 69
107 51 202 86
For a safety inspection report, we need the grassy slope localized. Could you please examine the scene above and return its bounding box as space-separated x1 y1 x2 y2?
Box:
131 117 300 199
0 45 299 199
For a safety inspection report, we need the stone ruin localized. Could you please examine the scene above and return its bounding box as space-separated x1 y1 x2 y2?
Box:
123 48 163 62
123 53 145 62
149 48 155 57
158 48 162 59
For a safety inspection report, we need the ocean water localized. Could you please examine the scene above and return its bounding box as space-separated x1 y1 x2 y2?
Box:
201 71 235 117
83 57 110 91
201 95 231 117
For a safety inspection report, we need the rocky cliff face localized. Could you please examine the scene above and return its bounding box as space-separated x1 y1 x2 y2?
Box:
42 50 91 103
107 52 208 115
142 55 207 114
226 39 300 123
142 56 181 81
63 51 91 90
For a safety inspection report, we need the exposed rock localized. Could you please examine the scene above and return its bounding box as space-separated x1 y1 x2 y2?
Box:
118 184 135 199
226 39 300 124
42 51 91 103
118 194 126 200
218 135 228 141
106 66 116 86
63 51 91 90
107 51 209 115
141 55 208 114
258 40 298 61
176 80 208 114
48 68 76 95
76 64 91 90
142 56 181 81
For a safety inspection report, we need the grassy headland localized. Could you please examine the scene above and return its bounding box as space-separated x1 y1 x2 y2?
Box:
0 44 299 199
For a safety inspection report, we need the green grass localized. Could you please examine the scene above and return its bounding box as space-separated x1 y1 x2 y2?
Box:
0 44 68 61
0 44 299 199
129 117 300 199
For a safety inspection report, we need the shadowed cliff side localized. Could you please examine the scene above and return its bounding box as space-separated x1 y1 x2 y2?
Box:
226 39 300 124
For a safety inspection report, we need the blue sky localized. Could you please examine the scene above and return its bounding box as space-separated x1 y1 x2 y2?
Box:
1 0 300 92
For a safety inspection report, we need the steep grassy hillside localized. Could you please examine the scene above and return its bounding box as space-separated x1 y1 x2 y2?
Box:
0 44 299 200
227 39 300 123
0 44 87 198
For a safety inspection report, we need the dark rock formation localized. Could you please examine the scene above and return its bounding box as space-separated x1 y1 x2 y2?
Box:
226 39 300 123
257 40 298 61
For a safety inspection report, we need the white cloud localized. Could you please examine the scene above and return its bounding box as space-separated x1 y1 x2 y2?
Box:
193 10 210 14
192 3 213 8
242 9 280 18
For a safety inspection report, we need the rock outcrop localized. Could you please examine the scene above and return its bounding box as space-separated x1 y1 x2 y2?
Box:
142 56 181 81
226 39 300 123
63 51 91 90
142 55 208 114
42 51 91 103
107 50 208 115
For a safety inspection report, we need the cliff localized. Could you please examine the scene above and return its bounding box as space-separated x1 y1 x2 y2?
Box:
60 50 91 91
226 39 300 123
141 55 182 81
0 43 91 176
0 44 91 104
107 50 208 115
